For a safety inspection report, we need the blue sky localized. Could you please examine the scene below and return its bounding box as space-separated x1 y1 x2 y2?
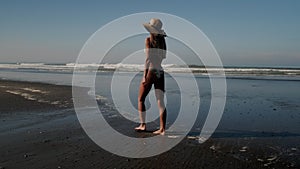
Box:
0 0 299 67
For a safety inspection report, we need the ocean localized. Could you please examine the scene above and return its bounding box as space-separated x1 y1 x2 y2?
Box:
0 62 299 137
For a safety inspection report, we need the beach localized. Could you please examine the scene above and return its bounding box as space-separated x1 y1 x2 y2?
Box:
1 1 300 168
0 79 299 169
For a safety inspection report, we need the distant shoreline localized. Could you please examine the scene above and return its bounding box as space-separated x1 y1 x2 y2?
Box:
1 62 300 69
0 63 300 78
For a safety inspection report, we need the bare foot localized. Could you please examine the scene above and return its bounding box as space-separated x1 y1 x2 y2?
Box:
134 123 146 131
153 129 165 135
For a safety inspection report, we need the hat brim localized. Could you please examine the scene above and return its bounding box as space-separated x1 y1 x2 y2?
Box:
143 23 166 36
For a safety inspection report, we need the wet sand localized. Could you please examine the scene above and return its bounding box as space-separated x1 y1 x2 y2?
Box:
0 80 299 169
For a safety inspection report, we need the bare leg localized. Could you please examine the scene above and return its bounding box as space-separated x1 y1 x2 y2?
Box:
135 79 152 131
153 89 167 135
135 110 146 131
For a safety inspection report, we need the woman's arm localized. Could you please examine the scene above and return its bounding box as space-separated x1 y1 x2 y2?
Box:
144 37 151 79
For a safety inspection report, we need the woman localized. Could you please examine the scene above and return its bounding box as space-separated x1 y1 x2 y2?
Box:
135 18 167 135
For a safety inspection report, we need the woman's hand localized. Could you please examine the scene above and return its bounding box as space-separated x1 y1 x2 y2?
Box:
142 69 148 84
142 76 146 84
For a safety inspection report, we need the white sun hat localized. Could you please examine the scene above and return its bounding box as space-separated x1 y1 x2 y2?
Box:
143 18 166 36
